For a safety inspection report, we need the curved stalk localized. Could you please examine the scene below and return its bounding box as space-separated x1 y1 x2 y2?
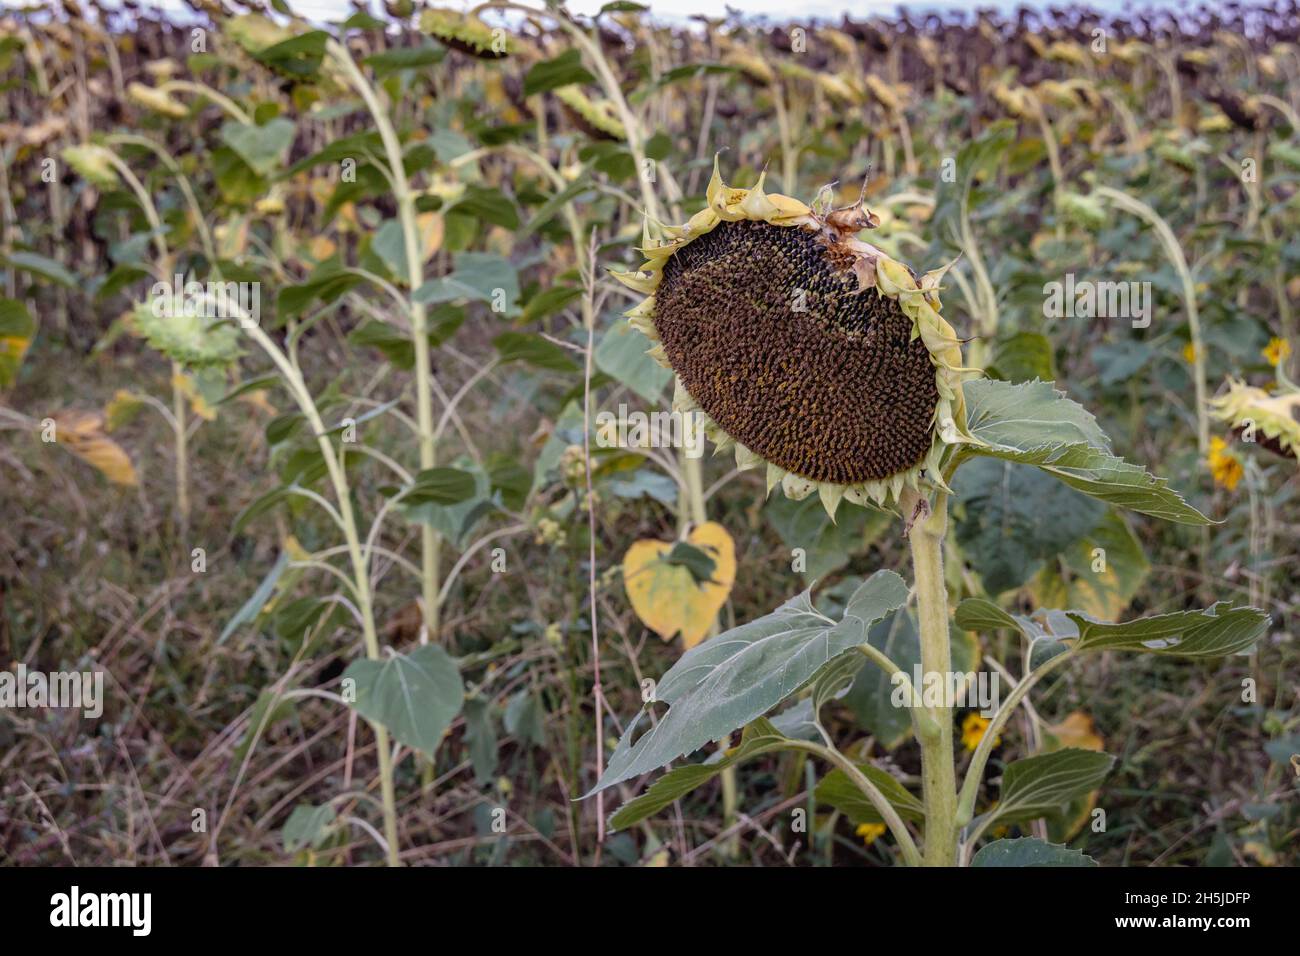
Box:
220 294 402 867
783 739 922 867
1093 186 1208 455
327 39 443 639
955 649 1075 830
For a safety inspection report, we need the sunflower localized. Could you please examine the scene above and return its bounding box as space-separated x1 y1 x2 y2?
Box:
1207 436 1244 490
553 85 626 142
1210 378 1300 462
419 8 514 59
960 713 999 752
1263 337 1292 367
855 822 887 846
614 159 972 519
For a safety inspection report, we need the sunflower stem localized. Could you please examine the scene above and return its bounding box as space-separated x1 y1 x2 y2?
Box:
328 40 443 640
682 451 737 855
910 493 958 866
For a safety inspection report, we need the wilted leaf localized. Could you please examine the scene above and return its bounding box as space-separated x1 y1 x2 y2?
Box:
0 297 35 388
623 521 736 648
51 410 138 486
104 389 147 431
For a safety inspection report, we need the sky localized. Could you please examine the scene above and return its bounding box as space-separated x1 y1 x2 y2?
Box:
61 0 1148 26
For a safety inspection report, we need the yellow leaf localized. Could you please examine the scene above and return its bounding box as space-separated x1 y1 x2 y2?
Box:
622 521 735 649
418 212 444 262
53 409 138 486
0 335 31 388
307 235 337 262
237 389 277 416
173 371 217 422
1046 711 1104 752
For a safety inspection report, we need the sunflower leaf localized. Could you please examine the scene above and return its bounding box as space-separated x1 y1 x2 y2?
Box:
815 763 926 825
607 718 792 830
958 379 1210 525
587 570 909 796
954 598 1269 659
985 748 1116 828
970 837 1097 867
344 644 464 755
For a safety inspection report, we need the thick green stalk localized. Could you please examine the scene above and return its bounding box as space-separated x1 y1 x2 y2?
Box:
910 495 958 866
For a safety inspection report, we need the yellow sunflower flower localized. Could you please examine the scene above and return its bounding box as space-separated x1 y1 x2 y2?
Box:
1207 436 1244 490
615 158 975 520
855 822 887 846
960 713 999 752
1263 337 1292 367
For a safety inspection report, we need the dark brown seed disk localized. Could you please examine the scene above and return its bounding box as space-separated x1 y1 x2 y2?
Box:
653 219 939 485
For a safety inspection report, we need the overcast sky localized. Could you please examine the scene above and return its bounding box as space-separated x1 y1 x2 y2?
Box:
90 0 1140 25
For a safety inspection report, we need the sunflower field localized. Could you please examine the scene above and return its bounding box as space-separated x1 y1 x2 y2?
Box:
1 0 1298 873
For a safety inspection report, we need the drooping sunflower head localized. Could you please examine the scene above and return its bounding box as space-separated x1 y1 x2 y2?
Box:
553 85 627 142
1209 377 1300 462
615 159 973 518
419 8 514 59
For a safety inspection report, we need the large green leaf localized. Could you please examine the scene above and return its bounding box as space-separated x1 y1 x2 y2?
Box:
608 718 791 830
221 118 296 176
4 251 78 288
1033 509 1149 621
413 252 518 311
588 571 910 796
387 467 478 507
523 49 596 95
814 764 925 825
493 331 578 373
958 379 1209 525
987 748 1115 827
363 43 445 77
765 493 893 583
344 644 464 755
954 598 1268 660
1067 604 1268 657
970 837 1097 867
594 319 670 402
953 458 1104 595
403 458 494 547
